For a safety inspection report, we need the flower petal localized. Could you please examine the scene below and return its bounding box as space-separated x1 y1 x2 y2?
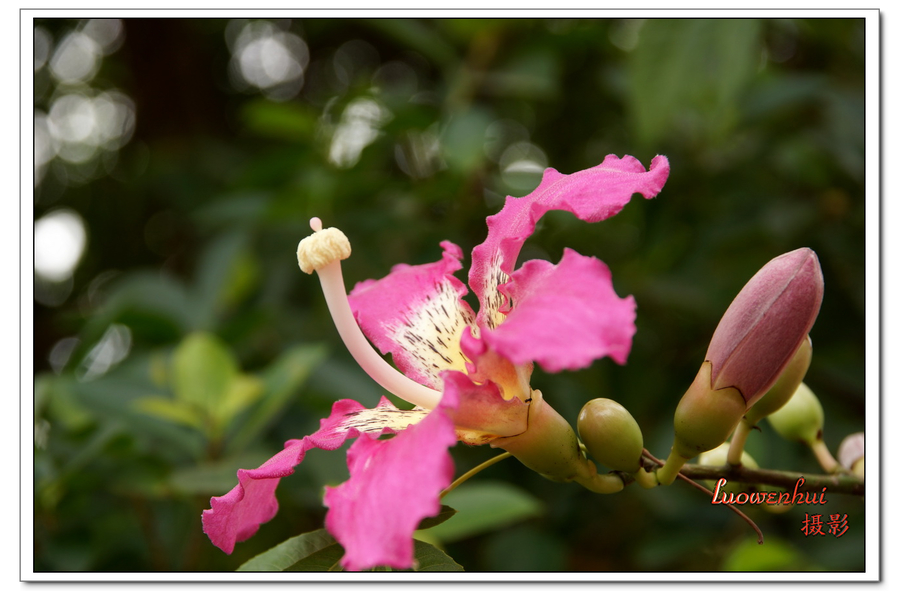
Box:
202 398 427 554
324 392 459 571
348 241 477 390
459 330 533 401
442 369 529 444
469 154 669 331
478 249 637 371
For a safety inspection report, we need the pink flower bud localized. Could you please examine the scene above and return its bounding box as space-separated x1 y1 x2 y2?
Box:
657 248 824 486
838 432 865 478
705 248 824 407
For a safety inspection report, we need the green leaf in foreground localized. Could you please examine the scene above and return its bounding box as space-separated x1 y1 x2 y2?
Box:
238 529 339 571
237 529 463 572
409 540 464 571
416 505 457 530
424 480 543 543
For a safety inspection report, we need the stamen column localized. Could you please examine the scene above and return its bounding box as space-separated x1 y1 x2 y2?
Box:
298 218 443 410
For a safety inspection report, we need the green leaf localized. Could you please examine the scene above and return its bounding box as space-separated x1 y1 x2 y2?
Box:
38 374 94 432
410 540 464 572
722 536 811 571
285 541 347 572
492 48 559 99
82 272 199 352
168 451 274 495
237 529 464 572
364 19 458 68
441 108 493 174
227 344 327 454
193 231 262 324
135 396 205 429
238 529 341 572
61 367 207 460
171 332 238 415
217 374 264 425
241 98 318 141
424 481 543 543
628 19 762 146
416 505 458 531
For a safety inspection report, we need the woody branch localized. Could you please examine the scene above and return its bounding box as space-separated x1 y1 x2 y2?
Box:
640 460 865 496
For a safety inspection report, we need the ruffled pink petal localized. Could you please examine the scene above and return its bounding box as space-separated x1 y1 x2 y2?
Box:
469 154 669 331
202 398 427 554
324 389 459 571
478 249 637 371
348 241 477 390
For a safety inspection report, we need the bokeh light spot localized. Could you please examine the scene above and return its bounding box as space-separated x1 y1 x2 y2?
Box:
228 20 309 101
34 208 87 282
328 97 391 168
34 26 52 71
77 324 132 382
49 30 101 84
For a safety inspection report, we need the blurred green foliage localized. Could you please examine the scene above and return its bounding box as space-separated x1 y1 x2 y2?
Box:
33 17 866 573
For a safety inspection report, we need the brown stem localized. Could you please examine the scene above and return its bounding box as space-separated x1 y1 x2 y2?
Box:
676 463 864 496
640 450 865 496
643 450 764 545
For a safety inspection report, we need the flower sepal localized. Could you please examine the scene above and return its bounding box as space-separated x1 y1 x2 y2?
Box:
656 361 746 485
674 361 746 457
489 390 624 494
490 389 586 483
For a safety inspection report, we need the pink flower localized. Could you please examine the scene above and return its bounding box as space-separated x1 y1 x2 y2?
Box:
202 154 670 570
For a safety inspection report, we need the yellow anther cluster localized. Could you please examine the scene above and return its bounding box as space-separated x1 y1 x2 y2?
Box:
296 227 352 274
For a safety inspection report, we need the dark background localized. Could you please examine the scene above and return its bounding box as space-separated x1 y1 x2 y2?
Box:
33 18 866 572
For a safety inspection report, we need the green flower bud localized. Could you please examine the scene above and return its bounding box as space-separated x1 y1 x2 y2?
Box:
767 382 842 473
655 362 747 485
577 398 644 473
766 382 823 445
743 336 812 427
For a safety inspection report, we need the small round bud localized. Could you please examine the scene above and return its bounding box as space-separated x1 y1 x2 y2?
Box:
766 382 824 445
838 432 865 479
577 398 644 473
297 227 351 274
